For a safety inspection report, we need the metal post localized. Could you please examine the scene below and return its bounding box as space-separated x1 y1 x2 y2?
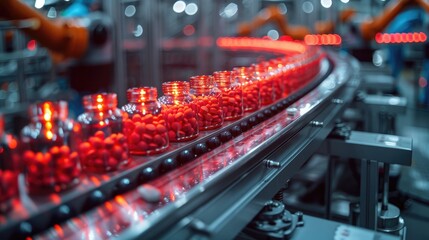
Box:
324 157 335 220
212 1 224 72
16 31 26 103
196 0 211 75
359 159 378 230
105 0 127 105
382 163 390 211
144 0 162 90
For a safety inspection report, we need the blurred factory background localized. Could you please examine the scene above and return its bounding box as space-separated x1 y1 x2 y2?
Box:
2 0 429 114
0 0 429 239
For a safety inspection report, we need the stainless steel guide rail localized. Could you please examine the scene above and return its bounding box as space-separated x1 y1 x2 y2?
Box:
31 51 361 240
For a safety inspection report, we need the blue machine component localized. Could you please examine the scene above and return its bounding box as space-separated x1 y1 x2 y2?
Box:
386 8 424 79
61 0 94 18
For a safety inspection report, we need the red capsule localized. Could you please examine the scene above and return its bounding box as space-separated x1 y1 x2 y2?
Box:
132 114 141 123
129 132 140 145
137 141 148 150
78 142 91 154
89 137 103 149
184 108 194 118
171 122 181 132
156 124 167 133
107 157 118 168
104 137 115 149
111 145 123 159
134 123 145 134
142 133 153 142
175 112 184 121
145 124 156 132
141 114 153 123
94 131 105 140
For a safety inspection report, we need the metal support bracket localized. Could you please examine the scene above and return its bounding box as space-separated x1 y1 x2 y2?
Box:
355 94 407 133
361 74 396 94
321 131 412 166
320 131 412 230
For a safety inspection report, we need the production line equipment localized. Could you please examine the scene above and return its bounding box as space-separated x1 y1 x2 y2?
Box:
0 2 414 236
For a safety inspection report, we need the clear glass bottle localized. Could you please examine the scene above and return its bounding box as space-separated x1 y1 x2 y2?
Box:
287 56 300 92
77 93 129 173
280 56 293 97
251 63 274 106
269 59 285 100
233 67 260 112
189 75 224 130
122 87 169 155
21 101 81 194
0 115 20 213
213 71 243 121
159 81 199 142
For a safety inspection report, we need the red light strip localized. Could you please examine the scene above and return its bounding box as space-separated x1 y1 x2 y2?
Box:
304 34 342 46
375 32 427 44
216 37 307 54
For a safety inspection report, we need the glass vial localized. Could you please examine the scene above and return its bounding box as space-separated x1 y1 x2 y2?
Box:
122 87 169 155
21 101 81 194
268 59 285 100
190 75 224 130
77 93 129 173
233 67 260 112
252 63 274 106
0 115 20 213
159 81 199 142
213 71 244 121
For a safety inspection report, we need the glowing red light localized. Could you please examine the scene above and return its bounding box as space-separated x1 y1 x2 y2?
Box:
216 37 307 54
279 35 293 41
54 224 64 238
419 77 427 88
383 34 391 43
375 33 383 43
304 35 318 45
406 33 413 42
330 35 334 44
401 33 406 42
421 32 427 42
115 195 128 206
49 194 61 204
319 34 325 45
392 33 399 43
375 32 427 44
304 34 341 46
334 35 340 44
27 40 37 51
413 32 419 42
183 25 195 36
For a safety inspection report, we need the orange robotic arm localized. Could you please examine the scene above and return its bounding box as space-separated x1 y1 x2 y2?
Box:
237 6 358 40
416 0 429 13
237 6 310 40
0 0 88 59
360 0 413 41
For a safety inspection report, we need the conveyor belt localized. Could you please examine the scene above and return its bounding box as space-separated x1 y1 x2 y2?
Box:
26 51 360 240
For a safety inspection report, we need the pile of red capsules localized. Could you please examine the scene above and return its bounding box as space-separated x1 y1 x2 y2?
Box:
0 131 19 213
125 115 168 153
0 42 323 203
0 169 18 212
78 131 128 173
23 146 80 193
163 101 199 142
